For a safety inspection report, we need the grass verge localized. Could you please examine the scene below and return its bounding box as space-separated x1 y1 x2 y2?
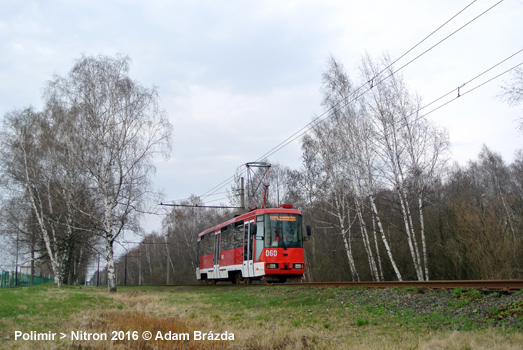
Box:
0 283 522 349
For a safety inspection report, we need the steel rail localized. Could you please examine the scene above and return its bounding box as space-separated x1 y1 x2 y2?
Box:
280 280 523 291
119 280 523 291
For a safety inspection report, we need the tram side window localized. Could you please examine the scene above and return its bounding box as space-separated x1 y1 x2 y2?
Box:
220 226 231 250
199 236 205 257
231 221 243 249
202 232 214 256
200 235 205 256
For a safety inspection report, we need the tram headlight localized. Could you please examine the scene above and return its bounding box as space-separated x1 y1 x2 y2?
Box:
293 263 304 269
266 263 278 269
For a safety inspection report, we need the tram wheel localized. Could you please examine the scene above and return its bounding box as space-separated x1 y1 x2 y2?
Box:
233 272 242 284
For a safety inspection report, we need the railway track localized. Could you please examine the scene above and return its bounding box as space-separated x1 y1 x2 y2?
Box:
279 280 523 291
126 280 523 291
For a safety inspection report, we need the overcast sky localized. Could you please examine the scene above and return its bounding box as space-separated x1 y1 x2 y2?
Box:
1 0 522 245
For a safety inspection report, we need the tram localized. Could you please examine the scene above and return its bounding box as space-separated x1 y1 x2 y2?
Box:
196 204 311 284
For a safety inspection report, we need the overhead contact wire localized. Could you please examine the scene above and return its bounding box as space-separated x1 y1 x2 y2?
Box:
257 0 498 161
196 0 502 204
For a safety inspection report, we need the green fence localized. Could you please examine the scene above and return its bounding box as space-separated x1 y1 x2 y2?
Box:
0 270 54 288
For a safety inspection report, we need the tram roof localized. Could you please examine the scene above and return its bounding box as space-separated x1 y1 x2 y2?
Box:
197 206 302 239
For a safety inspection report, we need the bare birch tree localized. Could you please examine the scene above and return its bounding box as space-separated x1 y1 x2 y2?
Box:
359 53 449 281
318 57 400 281
305 54 448 281
44 54 172 292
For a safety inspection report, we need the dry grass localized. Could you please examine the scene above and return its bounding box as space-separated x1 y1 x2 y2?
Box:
2 285 523 349
419 331 523 350
69 310 229 350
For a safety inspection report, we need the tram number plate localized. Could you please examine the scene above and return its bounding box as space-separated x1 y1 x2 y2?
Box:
265 250 278 257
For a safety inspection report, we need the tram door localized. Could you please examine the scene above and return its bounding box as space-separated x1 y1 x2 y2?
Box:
213 231 220 278
242 220 255 278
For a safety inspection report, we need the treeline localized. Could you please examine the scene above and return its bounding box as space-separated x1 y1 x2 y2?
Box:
305 146 523 281
137 55 522 284
138 146 522 285
128 142 522 285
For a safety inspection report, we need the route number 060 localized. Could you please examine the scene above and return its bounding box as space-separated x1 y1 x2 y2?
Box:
265 250 277 257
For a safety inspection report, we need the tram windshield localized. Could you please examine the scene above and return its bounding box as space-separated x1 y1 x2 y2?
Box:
264 214 302 248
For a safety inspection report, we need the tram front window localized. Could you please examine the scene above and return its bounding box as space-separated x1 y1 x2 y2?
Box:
264 214 303 248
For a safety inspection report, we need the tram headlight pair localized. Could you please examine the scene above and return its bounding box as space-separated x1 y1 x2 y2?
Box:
293 263 304 269
266 263 278 269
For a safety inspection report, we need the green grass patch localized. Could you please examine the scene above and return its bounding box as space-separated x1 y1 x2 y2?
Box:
0 284 116 330
354 317 370 327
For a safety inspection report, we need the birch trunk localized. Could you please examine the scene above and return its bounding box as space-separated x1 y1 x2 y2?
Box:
371 213 384 281
106 239 116 292
334 193 359 282
396 184 423 281
354 198 379 281
419 195 429 281
341 226 359 282
369 194 403 281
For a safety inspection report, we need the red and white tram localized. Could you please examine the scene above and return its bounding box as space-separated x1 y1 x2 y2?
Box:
196 204 310 284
